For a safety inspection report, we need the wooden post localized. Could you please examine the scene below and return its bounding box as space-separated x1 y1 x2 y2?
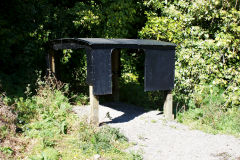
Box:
112 49 120 101
46 52 50 75
48 49 56 75
89 85 99 125
164 90 174 120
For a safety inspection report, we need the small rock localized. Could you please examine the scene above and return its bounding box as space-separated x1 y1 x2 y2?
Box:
93 154 101 160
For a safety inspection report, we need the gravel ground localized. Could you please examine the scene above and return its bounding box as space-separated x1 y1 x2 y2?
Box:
73 102 240 160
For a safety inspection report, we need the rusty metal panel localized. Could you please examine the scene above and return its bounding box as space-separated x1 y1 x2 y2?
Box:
144 49 175 91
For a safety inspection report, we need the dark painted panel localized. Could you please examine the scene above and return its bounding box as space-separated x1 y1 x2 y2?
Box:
144 49 175 91
53 43 84 50
86 47 94 85
91 49 112 95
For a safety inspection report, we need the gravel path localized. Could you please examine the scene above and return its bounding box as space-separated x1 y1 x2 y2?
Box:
73 102 240 160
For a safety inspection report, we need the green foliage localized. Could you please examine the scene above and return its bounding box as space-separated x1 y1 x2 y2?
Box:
129 151 143 160
11 77 140 159
0 126 8 140
29 148 60 160
120 78 165 110
0 0 145 98
71 0 142 38
73 93 89 106
1 2 240 159
61 49 73 64
12 77 73 159
177 85 240 136
21 78 71 138
119 52 166 110
139 0 240 135
140 0 240 108
78 122 128 155
0 1 146 158
0 146 14 155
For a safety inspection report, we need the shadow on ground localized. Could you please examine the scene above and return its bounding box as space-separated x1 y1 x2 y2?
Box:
99 102 162 125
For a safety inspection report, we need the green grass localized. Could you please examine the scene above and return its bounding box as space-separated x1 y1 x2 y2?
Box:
177 107 240 136
0 146 14 155
177 85 240 137
5 77 143 160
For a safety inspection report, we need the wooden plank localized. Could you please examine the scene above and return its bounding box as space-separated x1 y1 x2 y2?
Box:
46 52 51 75
50 49 56 74
47 49 56 76
89 85 99 125
112 49 120 101
163 90 174 120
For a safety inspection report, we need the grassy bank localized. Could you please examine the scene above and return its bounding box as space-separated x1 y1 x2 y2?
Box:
177 86 240 137
0 77 142 160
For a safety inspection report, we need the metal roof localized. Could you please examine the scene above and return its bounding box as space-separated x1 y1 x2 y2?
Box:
51 38 176 50
50 38 176 95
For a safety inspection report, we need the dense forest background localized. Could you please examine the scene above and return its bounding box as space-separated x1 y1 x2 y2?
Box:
0 0 240 159
1 0 239 105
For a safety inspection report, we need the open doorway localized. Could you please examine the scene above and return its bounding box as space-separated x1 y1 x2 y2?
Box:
101 48 165 111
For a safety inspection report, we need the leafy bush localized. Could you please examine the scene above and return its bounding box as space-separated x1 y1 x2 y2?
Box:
72 93 89 106
11 76 74 159
16 76 71 132
177 85 240 136
139 0 240 135
140 0 240 108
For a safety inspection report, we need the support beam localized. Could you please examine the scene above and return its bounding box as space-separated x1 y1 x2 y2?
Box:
89 85 99 125
163 90 174 120
112 49 120 101
46 52 50 75
48 49 56 75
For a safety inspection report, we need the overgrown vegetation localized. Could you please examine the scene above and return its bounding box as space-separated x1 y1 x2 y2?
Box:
0 76 142 159
177 85 240 136
0 0 240 158
139 0 240 136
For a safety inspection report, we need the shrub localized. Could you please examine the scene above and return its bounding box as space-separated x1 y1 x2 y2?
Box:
177 85 240 136
78 122 128 155
140 0 240 108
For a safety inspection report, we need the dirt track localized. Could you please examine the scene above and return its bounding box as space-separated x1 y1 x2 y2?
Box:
73 102 240 160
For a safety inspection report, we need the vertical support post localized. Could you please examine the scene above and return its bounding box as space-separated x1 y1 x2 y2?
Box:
89 85 99 125
48 49 56 75
164 90 174 120
51 49 56 74
112 49 120 101
46 51 50 75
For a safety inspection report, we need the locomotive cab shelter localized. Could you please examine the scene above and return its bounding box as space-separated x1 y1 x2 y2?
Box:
49 38 176 125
